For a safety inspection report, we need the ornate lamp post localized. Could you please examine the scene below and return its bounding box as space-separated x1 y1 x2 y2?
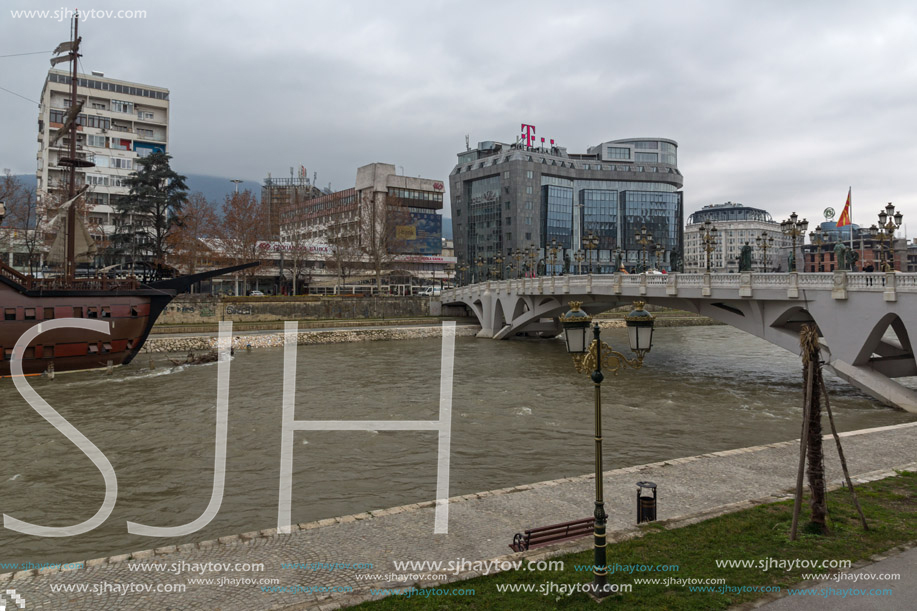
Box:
456 263 468 286
513 249 525 279
873 202 903 271
808 230 829 272
548 238 560 277
560 301 655 599
634 225 653 273
574 250 585 275
583 232 599 274
780 212 808 272
475 256 485 283
493 253 504 280
526 246 537 278
701 220 718 272
654 243 665 271
755 231 774 272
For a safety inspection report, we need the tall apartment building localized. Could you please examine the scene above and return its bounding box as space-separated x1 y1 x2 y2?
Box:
449 134 684 275
261 175 323 239
684 202 791 273
36 69 170 242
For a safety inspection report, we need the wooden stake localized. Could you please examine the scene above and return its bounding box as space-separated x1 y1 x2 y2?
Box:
790 359 815 541
819 375 869 531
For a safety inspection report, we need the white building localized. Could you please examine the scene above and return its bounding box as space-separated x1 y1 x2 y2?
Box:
684 202 792 273
36 69 170 244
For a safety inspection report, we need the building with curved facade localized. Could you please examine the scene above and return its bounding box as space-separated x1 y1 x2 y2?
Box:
449 135 684 277
684 202 791 273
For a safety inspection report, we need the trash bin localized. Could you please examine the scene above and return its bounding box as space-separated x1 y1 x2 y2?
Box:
637 481 657 524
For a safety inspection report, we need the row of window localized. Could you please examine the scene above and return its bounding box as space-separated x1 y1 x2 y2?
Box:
2 304 146 322
388 188 444 203
3 339 137 361
49 73 169 100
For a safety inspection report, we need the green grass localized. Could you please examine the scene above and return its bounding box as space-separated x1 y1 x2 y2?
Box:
356 471 916 610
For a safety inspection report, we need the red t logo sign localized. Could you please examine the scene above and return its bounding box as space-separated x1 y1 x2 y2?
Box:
521 123 536 147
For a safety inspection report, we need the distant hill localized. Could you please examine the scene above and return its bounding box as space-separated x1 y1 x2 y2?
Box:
12 172 454 238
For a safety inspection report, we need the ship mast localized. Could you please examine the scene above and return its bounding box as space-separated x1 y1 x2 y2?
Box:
51 12 94 281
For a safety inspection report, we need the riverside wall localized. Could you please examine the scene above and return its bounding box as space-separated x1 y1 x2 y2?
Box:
156 294 445 325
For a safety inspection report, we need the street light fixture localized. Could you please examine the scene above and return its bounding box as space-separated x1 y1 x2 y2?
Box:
755 231 774 272
809 230 830 272
494 253 504 280
701 220 718 272
548 238 560 277
574 250 585 275
583 232 599 274
456 263 468 286
780 212 808 272
634 225 653 273
513 248 525 279
475 256 485 283
873 202 903 271
654 243 665 271
560 301 655 599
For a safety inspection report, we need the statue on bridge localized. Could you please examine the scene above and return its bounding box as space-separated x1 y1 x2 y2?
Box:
846 248 859 271
615 250 623 271
834 242 848 271
739 242 753 272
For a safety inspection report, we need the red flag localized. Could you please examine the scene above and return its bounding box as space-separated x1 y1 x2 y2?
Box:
837 188 852 227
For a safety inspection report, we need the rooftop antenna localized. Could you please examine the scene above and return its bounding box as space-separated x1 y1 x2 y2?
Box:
290 167 294 180
465 134 470 151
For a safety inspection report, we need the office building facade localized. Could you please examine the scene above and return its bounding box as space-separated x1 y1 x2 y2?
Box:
449 136 684 276
36 69 170 242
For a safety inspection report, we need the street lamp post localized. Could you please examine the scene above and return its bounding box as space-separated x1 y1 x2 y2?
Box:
574 250 585 275
755 231 774 272
634 225 653 273
583 232 599 274
701 220 718 272
548 239 560 277
494 253 504 280
513 249 525 279
560 301 655 599
456 263 468 286
808 230 829 272
475 256 485 283
780 212 808 273
654 243 665 271
872 202 903 271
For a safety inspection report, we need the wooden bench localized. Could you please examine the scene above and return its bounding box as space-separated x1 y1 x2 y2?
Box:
509 517 595 552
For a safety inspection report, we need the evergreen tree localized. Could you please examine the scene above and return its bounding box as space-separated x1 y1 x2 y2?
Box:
112 151 187 275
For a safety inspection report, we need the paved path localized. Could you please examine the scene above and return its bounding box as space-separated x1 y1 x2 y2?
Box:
3 422 915 610
759 546 917 610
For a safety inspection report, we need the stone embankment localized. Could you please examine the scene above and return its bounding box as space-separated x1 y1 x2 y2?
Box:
596 316 722 328
144 324 480 354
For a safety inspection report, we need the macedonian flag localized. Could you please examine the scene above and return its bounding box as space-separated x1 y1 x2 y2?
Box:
837 188 852 227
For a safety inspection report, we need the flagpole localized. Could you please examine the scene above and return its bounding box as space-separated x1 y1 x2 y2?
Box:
849 186 853 253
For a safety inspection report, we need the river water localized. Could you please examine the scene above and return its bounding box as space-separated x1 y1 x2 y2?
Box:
1 325 915 565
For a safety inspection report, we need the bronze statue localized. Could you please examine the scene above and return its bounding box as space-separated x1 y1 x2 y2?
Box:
739 242 753 272
834 242 848 271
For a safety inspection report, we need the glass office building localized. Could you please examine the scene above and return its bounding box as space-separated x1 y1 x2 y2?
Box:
450 136 684 276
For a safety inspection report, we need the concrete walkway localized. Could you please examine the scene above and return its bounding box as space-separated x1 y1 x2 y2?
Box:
3 422 915 610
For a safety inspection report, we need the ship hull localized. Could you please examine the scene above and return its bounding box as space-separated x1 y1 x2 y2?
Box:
0 263 257 378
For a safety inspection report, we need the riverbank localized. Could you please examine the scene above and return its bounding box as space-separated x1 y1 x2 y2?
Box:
5 422 914 610
144 315 721 353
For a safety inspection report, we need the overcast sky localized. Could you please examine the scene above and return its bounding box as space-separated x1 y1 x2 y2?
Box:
2 0 916 227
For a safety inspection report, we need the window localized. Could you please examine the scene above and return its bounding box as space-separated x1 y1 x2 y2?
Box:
505 202 511 210
73 307 83 318
635 152 658 162
136 128 154 139
137 111 154 120
526 170 533 179
583 164 590 170
634 141 658 149
525 232 532 240
111 99 133 114
44 308 54 320
503 171 510 179
525 201 533 209
4 309 16 321
526 186 533 194
87 134 106 148
111 158 132 170
24 308 36 320
505 217 512 225
91 102 106 110
607 147 631 160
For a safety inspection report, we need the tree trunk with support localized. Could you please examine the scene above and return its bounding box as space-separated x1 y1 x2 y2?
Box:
800 325 828 534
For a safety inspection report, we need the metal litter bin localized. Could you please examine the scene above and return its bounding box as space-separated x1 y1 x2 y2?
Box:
637 481 657 524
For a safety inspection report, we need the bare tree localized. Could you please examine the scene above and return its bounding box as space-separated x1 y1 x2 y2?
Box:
167 192 220 275
0 171 45 275
219 189 267 294
359 193 410 293
324 226 362 293
283 228 325 295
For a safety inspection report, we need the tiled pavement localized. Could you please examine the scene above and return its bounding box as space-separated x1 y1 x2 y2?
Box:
3 422 915 610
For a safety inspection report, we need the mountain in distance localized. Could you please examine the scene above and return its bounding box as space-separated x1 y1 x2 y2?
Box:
11 173 453 239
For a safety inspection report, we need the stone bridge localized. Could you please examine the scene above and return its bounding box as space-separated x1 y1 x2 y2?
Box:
442 271 917 413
